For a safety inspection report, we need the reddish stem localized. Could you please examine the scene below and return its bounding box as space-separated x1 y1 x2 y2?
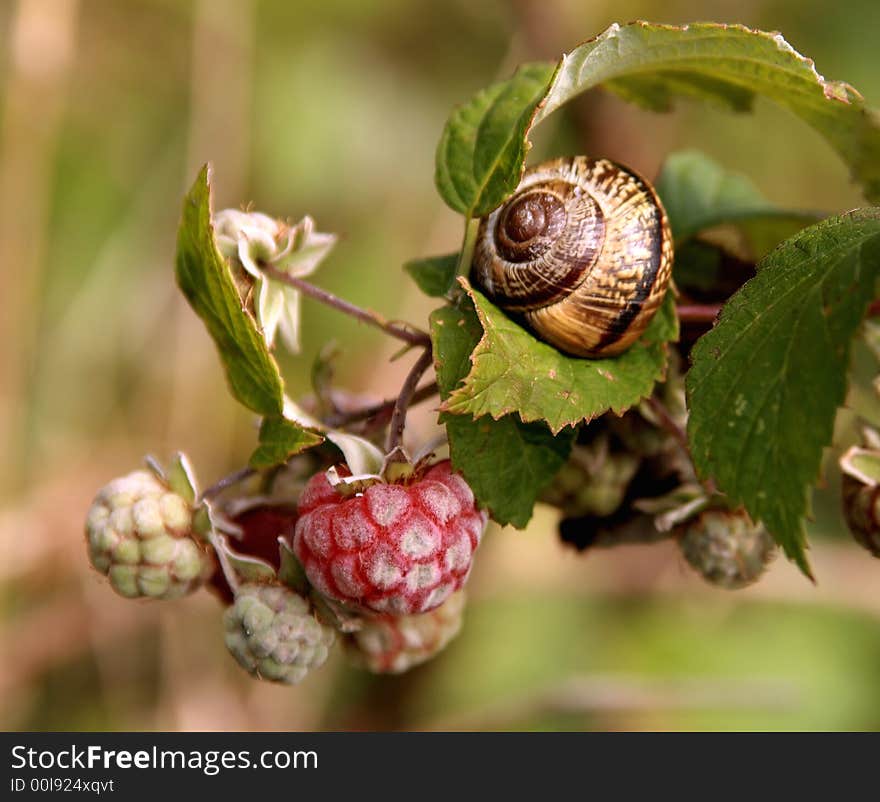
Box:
327 381 439 428
645 396 689 456
676 304 721 324
262 265 431 348
200 466 257 502
680 301 880 324
644 396 717 496
386 349 435 453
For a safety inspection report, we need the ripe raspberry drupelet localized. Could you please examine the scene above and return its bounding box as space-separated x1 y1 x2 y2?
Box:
294 460 487 616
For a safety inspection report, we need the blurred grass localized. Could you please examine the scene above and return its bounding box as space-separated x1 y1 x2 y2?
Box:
2 0 880 731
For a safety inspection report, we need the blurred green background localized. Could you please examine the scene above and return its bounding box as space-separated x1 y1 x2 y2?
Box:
2 0 880 732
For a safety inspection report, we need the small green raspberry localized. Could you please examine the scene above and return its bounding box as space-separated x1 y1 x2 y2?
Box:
346 591 465 674
541 448 640 518
224 583 335 684
85 470 211 600
678 509 776 589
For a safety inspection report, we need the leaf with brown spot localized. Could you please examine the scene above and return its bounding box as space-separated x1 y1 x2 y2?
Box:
430 299 574 527
439 279 678 435
436 22 880 217
688 209 880 577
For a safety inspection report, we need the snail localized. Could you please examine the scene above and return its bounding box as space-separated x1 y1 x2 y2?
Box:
471 156 673 358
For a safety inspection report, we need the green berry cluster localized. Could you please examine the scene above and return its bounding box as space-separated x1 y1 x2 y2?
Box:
224 583 336 684
85 470 211 600
84 457 470 687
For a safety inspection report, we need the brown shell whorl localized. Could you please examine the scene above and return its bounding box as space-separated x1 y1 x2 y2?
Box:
471 156 673 358
474 167 606 311
495 189 566 262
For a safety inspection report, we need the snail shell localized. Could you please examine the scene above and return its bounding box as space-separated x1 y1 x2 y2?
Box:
471 156 673 358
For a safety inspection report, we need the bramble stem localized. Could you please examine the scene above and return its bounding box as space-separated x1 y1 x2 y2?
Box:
647 395 691 455
327 381 439 428
645 396 717 495
200 466 256 502
676 304 721 324
675 301 880 324
645 396 690 456
262 265 431 348
386 349 435 453
678 301 880 323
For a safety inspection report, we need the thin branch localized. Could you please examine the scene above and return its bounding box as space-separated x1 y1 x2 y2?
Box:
676 304 721 324
386 350 435 453
645 396 689 456
645 396 717 495
326 381 439 428
262 265 431 348
199 466 256 502
676 301 880 324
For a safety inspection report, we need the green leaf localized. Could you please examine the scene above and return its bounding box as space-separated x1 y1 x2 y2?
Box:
738 215 825 262
404 253 460 298
250 416 323 469
435 62 556 217
165 452 199 504
175 165 285 416
535 23 880 203
432 300 485 397
672 240 733 293
444 415 575 528
278 540 310 595
435 22 880 216
440 279 678 435
431 300 574 527
660 153 821 295
686 209 880 576
656 150 818 242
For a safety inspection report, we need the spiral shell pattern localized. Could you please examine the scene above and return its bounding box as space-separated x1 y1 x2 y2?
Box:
472 156 673 358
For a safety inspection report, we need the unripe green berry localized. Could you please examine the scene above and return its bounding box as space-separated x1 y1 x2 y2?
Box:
540 441 640 519
85 470 211 600
678 509 775 589
224 583 335 684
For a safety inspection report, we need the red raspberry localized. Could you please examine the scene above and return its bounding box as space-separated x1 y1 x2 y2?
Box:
294 460 486 616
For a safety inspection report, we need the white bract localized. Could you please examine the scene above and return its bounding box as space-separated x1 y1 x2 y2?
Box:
214 209 336 353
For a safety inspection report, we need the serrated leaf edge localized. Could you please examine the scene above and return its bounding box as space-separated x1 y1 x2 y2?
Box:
439 278 674 435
